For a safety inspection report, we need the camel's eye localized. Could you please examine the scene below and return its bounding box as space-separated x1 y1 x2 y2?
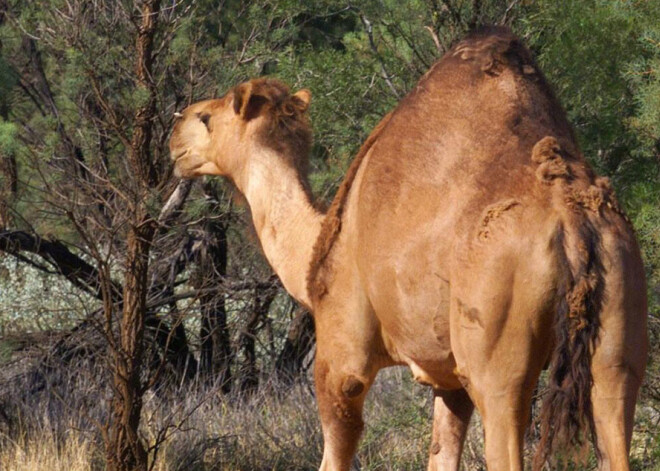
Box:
197 113 211 130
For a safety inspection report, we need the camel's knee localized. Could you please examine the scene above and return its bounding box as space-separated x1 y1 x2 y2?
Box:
315 360 369 471
341 374 366 398
316 357 371 395
315 359 371 425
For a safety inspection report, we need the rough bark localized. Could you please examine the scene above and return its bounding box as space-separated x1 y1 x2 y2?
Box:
107 223 154 471
106 2 161 470
130 0 162 188
0 152 17 229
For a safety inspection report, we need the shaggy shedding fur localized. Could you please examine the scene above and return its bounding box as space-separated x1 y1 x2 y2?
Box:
533 220 604 470
306 112 394 301
452 26 537 77
565 176 631 225
531 136 607 470
477 199 520 241
532 136 572 183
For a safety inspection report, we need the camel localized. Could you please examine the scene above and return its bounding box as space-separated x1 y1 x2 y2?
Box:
169 26 648 471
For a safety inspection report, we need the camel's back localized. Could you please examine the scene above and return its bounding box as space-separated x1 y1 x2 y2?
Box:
358 27 580 229
347 28 616 367
354 28 595 269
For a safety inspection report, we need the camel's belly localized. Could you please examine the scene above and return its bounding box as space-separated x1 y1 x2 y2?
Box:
374 271 462 390
381 330 462 389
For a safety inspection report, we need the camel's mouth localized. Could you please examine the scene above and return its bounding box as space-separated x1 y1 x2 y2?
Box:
170 149 191 177
171 149 218 178
170 149 188 162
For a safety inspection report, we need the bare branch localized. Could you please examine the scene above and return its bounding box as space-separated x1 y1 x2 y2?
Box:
356 10 401 99
424 25 443 53
501 0 521 25
158 179 194 227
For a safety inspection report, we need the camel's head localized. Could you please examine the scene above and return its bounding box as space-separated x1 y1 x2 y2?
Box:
170 78 312 179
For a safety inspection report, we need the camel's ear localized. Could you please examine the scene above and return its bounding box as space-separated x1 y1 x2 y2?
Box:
291 89 311 112
233 82 269 121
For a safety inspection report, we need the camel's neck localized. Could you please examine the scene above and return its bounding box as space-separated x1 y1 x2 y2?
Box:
235 147 323 308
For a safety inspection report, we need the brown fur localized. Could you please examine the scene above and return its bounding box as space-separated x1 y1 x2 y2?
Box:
430 442 441 455
532 136 572 183
452 25 540 80
171 26 647 471
528 134 607 469
306 111 394 301
341 375 365 398
233 78 315 197
534 218 604 470
457 299 484 328
478 199 520 241
526 131 638 469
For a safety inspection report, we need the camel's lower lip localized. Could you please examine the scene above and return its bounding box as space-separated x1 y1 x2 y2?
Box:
171 149 188 162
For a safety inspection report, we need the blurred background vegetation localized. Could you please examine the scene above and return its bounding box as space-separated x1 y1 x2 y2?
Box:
0 0 658 469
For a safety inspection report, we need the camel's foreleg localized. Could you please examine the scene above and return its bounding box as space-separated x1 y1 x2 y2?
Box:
427 388 474 471
312 297 387 471
314 354 374 471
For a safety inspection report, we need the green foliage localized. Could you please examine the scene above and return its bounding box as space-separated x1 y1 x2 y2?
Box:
0 117 18 155
0 0 659 467
523 1 636 175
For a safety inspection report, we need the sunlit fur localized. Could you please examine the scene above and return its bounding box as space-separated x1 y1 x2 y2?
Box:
170 27 647 471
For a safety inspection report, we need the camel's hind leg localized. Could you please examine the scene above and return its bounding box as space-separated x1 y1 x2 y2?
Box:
448 261 554 470
472 382 536 471
589 236 647 471
427 388 474 471
591 365 642 471
451 316 546 471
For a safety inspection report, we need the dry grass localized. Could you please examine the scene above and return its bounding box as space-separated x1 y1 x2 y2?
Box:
0 357 659 471
0 426 98 471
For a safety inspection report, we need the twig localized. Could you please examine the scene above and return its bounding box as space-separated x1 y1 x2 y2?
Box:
356 11 400 99
501 0 521 24
424 26 443 53
158 178 194 227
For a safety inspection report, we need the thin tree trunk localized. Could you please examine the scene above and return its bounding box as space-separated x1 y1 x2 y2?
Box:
193 217 232 391
238 287 277 394
106 1 161 469
0 152 17 229
274 308 315 383
107 222 154 471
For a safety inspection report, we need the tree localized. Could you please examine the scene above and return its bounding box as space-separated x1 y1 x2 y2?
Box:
0 1 658 469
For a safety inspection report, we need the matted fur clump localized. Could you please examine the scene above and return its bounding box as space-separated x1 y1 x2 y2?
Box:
451 25 537 77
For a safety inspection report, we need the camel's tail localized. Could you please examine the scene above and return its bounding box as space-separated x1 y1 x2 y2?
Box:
533 209 606 469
